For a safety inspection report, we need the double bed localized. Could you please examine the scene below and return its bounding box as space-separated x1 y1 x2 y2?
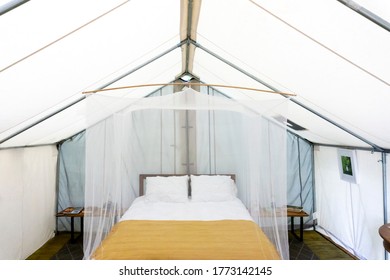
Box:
90 174 281 260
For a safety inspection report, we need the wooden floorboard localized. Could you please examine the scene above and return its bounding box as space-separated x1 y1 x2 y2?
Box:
299 230 356 260
26 230 356 260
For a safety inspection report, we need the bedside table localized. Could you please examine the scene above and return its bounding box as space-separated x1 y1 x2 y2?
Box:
56 207 84 243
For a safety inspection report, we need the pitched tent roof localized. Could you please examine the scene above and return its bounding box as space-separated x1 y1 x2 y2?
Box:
1 0 389 150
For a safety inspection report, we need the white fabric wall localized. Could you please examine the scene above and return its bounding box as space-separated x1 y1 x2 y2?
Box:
314 146 385 260
0 145 58 260
57 132 85 232
287 133 313 226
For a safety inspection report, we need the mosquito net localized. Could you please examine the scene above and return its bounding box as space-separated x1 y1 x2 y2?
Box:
83 85 290 259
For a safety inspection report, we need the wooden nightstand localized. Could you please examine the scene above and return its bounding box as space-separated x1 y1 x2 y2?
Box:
287 209 309 241
379 223 390 253
56 207 84 243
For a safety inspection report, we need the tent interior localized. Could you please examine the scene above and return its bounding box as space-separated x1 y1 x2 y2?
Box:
0 0 389 260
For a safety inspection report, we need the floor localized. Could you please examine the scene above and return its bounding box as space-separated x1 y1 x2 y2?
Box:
27 229 356 260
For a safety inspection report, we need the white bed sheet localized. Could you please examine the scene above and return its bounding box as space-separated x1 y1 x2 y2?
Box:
120 196 253 221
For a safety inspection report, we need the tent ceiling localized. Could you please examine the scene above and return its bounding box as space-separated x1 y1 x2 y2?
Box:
1 0 389 151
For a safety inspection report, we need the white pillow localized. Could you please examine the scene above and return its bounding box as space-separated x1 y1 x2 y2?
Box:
190 175 237 202
145 175 189 202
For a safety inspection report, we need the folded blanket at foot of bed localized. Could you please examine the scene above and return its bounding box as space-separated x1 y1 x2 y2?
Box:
91 219 281 260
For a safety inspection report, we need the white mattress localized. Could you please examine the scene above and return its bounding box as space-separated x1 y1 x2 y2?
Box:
120 196 253 221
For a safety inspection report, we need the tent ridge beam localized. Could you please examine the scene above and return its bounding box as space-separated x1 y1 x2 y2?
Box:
191 40 386 152
184 0 194 73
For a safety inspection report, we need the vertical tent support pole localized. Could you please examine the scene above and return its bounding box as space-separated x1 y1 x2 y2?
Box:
185 110 190 174
312 144 317 229
382 152 388 260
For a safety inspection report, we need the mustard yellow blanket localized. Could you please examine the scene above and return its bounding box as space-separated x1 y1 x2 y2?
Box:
91 220 281 260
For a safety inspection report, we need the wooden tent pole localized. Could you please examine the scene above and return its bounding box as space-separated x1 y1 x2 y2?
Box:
82 82 296 96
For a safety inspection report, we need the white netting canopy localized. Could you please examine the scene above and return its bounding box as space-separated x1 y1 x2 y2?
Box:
83 86 290 259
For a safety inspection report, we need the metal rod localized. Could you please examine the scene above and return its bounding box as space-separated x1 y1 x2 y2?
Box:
0 96 86 145
191 40 386 152
337 0 390 32
0 0 29 16
185 110 190 174
185 0 194 73
191 40 280 93
0 43 183 146
382 153 388 223
95 40 186 91
249 0 389 87
316 142 388 153
0 143 56 151
291 99 385 152
381 152 389 260
311 143 317 230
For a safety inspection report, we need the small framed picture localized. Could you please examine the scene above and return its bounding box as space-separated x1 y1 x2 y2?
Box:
337 149 358 184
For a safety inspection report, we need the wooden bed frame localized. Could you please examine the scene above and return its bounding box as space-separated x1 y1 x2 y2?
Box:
139 174 236 196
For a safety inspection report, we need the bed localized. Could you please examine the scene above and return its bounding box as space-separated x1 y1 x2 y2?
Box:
91 174 281 260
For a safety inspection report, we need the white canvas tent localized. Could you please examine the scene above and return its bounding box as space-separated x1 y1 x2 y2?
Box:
0 0 389 261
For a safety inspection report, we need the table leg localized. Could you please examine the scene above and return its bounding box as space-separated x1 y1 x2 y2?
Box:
290 216 304 242
291 217 294 235
80 217 84 240
70 217 75 243
299 216 304 242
